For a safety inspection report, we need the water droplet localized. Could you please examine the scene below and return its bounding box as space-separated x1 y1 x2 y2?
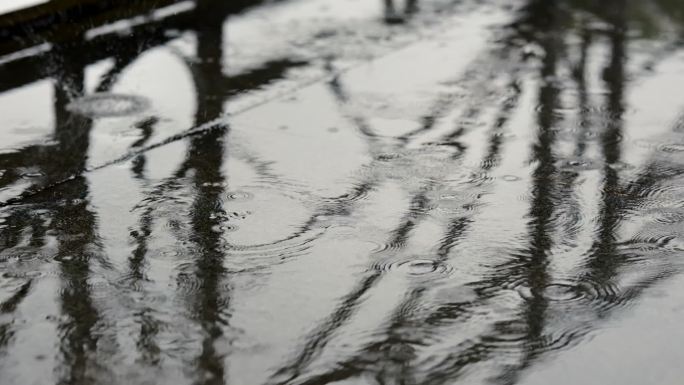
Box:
608 162 634 171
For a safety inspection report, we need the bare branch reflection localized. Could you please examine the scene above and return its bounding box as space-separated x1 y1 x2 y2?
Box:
0 0 684 384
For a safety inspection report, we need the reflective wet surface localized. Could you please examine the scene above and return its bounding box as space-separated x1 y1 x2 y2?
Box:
1 0 684 384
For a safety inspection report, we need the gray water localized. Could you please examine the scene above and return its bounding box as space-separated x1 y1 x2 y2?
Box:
1 0 684 384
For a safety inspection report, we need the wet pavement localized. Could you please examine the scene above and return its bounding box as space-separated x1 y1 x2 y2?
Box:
1 0 684 384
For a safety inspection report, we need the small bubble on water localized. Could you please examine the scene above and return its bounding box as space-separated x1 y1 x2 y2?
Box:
67 93 150 118
21 172 44 179
544 283 584 302
583 130 598 139
401 259 440 275
164 29 182 38
226 191 253 201
522 43 543 58
211 225 238 233
658 143 684 153
515 286 533 300
439 194 459 200
559 157 599 171
376 153 400 161
494 131 515 139
502 175 521 182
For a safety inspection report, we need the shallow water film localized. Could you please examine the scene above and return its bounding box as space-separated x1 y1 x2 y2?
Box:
1 0 684 384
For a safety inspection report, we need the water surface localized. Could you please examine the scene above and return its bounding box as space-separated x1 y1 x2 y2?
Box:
1 0 684 384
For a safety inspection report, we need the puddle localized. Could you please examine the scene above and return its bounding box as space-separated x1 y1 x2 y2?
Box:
1 0 684 384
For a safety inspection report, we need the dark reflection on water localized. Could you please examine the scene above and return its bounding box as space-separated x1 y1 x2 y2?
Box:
383 0 419 25
1 0 684 384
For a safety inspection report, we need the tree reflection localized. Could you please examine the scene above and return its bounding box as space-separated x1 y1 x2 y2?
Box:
1 0 684 384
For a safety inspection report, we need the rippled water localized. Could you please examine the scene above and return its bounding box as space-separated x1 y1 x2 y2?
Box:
2 0 684 384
